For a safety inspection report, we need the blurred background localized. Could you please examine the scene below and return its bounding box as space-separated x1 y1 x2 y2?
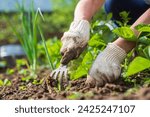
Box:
0 0 78 45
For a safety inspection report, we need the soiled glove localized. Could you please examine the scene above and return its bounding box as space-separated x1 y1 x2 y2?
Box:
60 20 90 65
86 43 127 87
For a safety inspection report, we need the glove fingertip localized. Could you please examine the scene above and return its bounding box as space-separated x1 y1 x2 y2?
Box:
85 75 96 88
60 58 67 65
60 56 71 65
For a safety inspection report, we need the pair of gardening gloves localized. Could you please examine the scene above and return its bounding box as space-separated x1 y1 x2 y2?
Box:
60 20 126 87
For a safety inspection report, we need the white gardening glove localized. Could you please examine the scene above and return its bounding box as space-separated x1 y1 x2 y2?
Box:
60 20 90 65
86 43 127 87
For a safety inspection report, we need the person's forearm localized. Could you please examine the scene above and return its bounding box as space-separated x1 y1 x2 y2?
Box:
74 0 105 21
114 8 150 53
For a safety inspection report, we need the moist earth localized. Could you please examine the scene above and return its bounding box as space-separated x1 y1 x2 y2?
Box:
0 68 150 100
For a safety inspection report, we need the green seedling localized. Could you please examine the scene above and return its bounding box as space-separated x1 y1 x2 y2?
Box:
67 92 82 100
10 2 45 73
18 69 28 76
19 85 27 91
32 79 44 85
6 69 15 75
0 79 11 87
21 72 37 83
16 59 28 69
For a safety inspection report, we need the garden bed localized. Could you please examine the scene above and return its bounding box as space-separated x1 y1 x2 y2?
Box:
0 68 150 100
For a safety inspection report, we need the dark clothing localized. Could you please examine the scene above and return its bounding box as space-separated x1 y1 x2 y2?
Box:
104 0 150 24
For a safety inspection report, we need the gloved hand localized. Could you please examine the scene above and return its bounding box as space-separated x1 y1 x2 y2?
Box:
86 43 127 87
60 20 90 65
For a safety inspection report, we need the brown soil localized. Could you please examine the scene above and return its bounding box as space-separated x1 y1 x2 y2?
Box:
0 68 150 100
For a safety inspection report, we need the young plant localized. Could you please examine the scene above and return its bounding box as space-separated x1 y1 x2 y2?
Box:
11 3 41 73
0 79 11 87
113 23 150 78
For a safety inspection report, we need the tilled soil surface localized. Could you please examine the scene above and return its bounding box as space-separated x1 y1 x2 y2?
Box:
0 69 150 100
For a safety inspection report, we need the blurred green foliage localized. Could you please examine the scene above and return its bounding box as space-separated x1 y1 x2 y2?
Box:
0 0 77 44
37 37 62 69
47 0 78 33
0 13 21 44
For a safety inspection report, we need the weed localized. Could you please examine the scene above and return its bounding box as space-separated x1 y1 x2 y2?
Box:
19 85 27 91
67 92 82 100
32 79 44 85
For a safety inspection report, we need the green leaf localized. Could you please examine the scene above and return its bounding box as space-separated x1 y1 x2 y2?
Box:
6 69 15 75
0 80 4 86
126 57 150 76
73 66 87 79
119 11 131 26
67 92 82 100
3 79 11 86
120 11 130 19
138 36 150 45
19 86 27 91
113 27 137 41
46 38 61 68
88 34 105 48
135 24 150 32
143 46 150 59
70 51 94 80
106 13 112 21
88 34 106 47
32 79 43 85
21 76 33 82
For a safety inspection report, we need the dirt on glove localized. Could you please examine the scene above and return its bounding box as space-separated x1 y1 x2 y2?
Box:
60 37 87 65
0 68 150 100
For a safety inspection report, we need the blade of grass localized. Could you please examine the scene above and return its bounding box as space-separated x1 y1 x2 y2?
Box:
38 26 54 70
